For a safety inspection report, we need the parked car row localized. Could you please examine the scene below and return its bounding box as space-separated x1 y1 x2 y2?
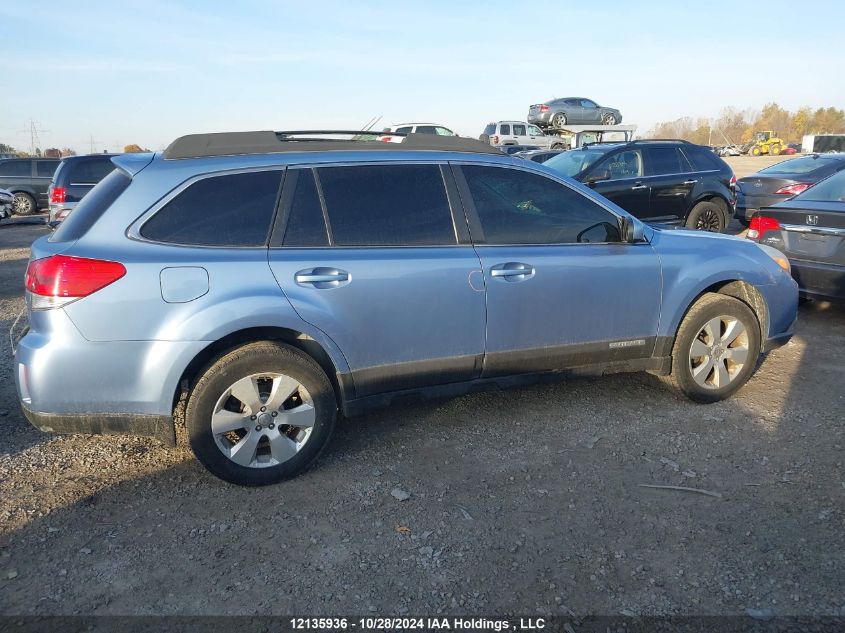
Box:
14 130 798 485
0 153 119 226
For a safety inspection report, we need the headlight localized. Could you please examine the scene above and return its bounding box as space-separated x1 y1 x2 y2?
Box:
757 243 791 274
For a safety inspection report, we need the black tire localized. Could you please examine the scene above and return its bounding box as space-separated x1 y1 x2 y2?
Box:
602 113 618 125
660 293 761 403
685 201 725 232
186 341 337 486
12 192 36 216
551 112 567 129
551 142 566 150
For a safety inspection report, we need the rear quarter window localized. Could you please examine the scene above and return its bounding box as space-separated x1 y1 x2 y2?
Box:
50 169 131 243
483 124 496 135
140 170 283 247
683 146 725 171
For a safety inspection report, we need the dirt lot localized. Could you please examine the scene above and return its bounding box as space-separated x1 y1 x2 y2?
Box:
0 200 843 619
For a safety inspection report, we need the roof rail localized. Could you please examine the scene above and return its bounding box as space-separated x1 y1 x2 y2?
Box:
162 130 501 159
582 138 694 149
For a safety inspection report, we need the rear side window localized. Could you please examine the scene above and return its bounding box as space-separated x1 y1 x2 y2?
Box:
68 159 115 184
462 165 621 244
50 169 131 243
683 146 723 171
316 164 456 246
645 147 689 176
0 161 30 177
141 170 282 246
500 124 511 135
395 126 413 134
35 161 58 177
513 124 527 136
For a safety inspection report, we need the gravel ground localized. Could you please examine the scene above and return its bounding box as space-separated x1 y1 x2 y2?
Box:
0 213 843 619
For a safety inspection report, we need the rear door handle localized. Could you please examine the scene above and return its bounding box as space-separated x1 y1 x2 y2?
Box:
490 262 535 281
294 267 350 288
683 179 698 185
631 183 648 190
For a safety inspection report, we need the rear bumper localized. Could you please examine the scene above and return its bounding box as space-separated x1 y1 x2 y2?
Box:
528 112 552 126
14 308 208 442
791 259 845 302
20 404 175 445
736 192 784 219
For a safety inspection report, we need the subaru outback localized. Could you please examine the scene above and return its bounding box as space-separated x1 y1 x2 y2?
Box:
14 131 798 486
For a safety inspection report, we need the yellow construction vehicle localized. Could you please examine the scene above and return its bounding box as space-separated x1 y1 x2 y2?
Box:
748 130 784 156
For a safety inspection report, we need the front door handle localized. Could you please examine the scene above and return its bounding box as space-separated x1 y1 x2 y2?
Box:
490 262 535 282
631 183 648 190
294 267 350 288
683 179 698 185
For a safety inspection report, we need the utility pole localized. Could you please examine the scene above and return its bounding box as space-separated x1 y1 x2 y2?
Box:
88 134 99 154
20 119 49 155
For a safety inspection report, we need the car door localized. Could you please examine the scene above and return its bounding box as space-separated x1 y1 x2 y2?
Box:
583 149 650 219
267 163 486 398
34 160 58 207
580 99 601 122
563 99 584 123
512 123 530 145
643 146 696 223
452 163 662 376
498 123 516 145
527 124 551 149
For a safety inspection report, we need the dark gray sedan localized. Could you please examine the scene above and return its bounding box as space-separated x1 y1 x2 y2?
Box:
737 153 845 225
747 168 845 301
528 97 622 129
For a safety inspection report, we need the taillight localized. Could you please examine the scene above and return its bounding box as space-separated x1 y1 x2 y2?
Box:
747 216 781 241
50 186 66 204
378 136 392 142
25 255 126 310
729 175 736 189
491 135 499 145
774 183 811 196
540 104 550 113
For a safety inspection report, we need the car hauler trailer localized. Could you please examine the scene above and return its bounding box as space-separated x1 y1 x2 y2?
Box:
802 134 845 154
549 124 637 149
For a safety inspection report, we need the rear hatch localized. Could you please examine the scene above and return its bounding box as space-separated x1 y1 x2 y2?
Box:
759 200 845 265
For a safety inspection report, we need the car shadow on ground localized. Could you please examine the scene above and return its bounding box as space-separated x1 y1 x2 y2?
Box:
1 301 843 616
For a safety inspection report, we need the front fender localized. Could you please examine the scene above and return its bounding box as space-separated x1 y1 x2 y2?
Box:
652 229 782 338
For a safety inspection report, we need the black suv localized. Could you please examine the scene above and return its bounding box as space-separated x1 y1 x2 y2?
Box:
0 157 60 215
47 154 118 226
544 140 736 232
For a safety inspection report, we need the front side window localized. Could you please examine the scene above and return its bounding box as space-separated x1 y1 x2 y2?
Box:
645 147 688 176
462 165 621 245
598 150 643 179
0 161 31 177
434 127 454 136
141 170 282 246
316 164 456 246
528 125 543 136
580 99 597 108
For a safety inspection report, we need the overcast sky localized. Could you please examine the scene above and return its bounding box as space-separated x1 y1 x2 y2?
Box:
2 0 844 153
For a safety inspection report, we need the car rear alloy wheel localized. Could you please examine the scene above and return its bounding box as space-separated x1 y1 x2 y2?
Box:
602 113 617 125
659 293 761 403
688 317 749 390
12 192 35 216
186 341 336 485
211 372 315 468
686 201 725 232
551 113 567 129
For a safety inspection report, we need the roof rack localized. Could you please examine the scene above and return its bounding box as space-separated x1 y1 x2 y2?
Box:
582 138 693 148
162 130 501 159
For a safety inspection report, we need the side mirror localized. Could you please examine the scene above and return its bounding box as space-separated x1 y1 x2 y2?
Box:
586 169 610 186
622 217 645 243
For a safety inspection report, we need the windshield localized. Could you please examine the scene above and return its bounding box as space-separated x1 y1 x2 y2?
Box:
795 170 845 202
759 155 842 175
543 149 608 177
